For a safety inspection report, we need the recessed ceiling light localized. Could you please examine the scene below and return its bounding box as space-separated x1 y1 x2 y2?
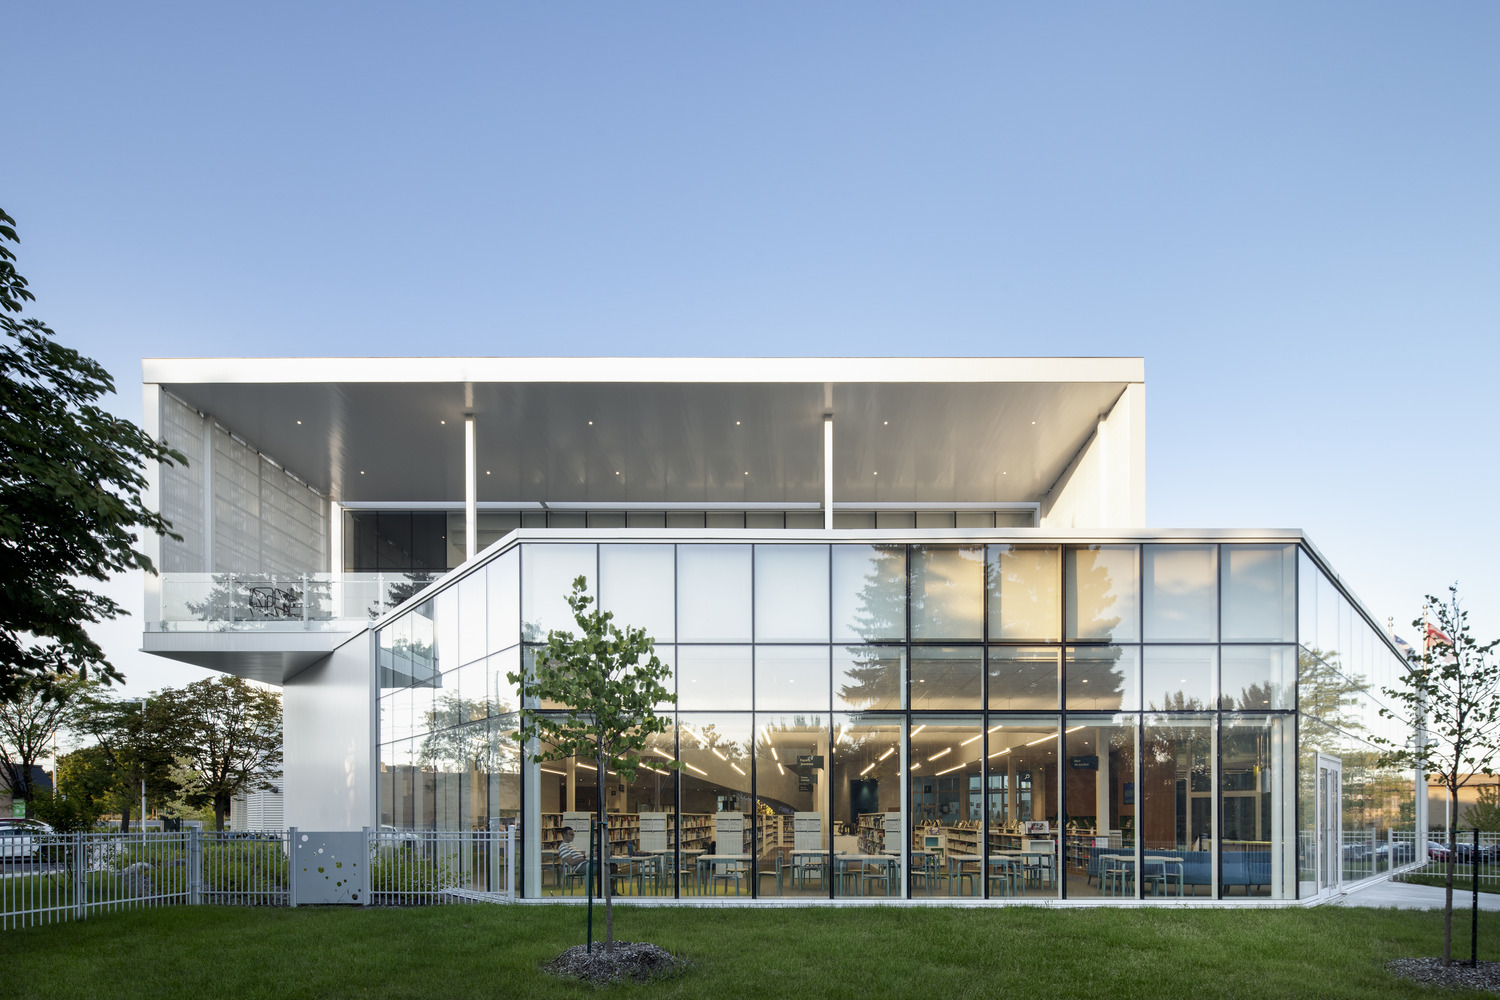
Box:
883 420 888 425
615 471 620 476
440 420 446 425
735 420 741 426
588 420 593 426
744 471 749 475
873 471 878 475
1031 421 1036 425
486 471 491 475
360 471 365 475
295 420 302 425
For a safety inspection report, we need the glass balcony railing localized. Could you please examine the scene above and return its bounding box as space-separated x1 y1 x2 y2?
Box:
152 572 441 631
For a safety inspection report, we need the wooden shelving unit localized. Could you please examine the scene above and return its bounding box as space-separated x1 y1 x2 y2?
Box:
540 812 714 854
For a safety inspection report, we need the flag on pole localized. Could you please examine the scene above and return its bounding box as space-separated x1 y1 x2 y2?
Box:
1393 634 1418 662
1426 622 1451 649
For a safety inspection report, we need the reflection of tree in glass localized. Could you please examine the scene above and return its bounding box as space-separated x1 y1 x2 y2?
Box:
1225 680 1279 712
836 546 906 709
185 573 333 630
1297 646 1368 749
1070 547 1122 638
1145 690 1211 712
368 572 438 619
910 546 982 636
418 706 520 775
1067 648 1126 710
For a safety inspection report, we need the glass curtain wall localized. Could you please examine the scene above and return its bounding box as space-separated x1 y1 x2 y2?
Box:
375 537 1406 902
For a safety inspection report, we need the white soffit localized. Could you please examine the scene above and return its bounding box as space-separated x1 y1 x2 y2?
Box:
144 357 1141 507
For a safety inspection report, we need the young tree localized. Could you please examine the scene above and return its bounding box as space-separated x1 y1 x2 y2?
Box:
69 686 178 831
507 576 674 954
153 677 283 830
0 209 186 698
1374 587 1500 967
0 675 85 808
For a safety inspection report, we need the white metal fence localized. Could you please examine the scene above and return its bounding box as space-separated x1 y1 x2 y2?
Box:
1404 830 1500 888
1 827 515 930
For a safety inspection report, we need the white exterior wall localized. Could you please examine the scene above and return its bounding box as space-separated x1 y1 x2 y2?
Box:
283 631 377 831
1040 382 1146 529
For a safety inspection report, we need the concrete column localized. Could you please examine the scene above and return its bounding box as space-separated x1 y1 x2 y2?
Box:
823 415 834 529
464 414 477 561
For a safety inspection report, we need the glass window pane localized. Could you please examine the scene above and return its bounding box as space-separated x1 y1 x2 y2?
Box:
1143 544 1217 642
677 646 752 710
987 647 1059 711
984 716 1060 902
987 545 1061 642
834 646 905 711
755 645 831 712
910 647 982 710
831 545 907 642
911 546 984 640
1062 716 1137 899
677 545 752 642
1221 544 1296 642
485 548 520 654
1220 645 1295 710
410 603 435 683
433 587 458 677
458 571 486 666
490 646 521 716
833 715 902 865
1065 646 1140 711
1222 714 1296 898
910 717 984 897
521 543 596 642
1065 545 1140 642
679 714 753 893
600 544 675 642
757 715 830 898
1142 714 1213 896
1143 646 1218 712
755 545 830 642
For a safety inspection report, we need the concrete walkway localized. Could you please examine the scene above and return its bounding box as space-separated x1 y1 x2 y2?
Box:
1336 877 1500 911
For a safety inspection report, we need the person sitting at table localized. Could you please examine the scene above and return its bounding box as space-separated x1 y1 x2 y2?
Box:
557 826 589 873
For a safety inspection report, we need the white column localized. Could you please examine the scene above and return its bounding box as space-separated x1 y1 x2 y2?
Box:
465 414 477 562
823 415 834 530
329 501 343 618
1095 728 1110 839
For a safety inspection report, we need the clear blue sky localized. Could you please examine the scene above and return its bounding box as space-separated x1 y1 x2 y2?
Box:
7 2 1497 699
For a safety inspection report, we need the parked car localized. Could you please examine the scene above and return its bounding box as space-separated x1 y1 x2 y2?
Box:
1426 841 1453 862
0 818 54 860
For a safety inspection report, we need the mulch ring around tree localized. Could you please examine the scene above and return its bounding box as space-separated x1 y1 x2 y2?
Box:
1388 958 1500 992
544 942 689 985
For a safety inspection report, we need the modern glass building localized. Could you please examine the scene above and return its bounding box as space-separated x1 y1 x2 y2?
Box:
139 357 1420 903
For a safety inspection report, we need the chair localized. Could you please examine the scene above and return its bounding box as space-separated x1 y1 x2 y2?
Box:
794 852 827 891
1023 839 1055 889
709 859 746 895
860 856 895 896
757 849 788 896
909 852 935 896
989 857 1021 897
951 857 982 897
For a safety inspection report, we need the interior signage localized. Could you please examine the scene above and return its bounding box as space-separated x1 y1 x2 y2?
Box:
1069 756 1099 770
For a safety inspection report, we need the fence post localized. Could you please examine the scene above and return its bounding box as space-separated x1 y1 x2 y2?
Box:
362 827 372 907
287 827 298 908
506 824 515 898
73 832 85 920
188 827 202 905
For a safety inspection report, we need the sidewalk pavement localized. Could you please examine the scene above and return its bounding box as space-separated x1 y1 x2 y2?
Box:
1336 877 1500 911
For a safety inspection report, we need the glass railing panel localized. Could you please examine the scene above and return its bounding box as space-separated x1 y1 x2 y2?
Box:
152 572 443 631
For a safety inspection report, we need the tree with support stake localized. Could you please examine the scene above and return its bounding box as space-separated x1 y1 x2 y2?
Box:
508 576 675 956
1374 586 1500 968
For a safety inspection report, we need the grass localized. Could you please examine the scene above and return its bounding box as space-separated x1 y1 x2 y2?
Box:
1402 872 1500 895
6 902 1500 999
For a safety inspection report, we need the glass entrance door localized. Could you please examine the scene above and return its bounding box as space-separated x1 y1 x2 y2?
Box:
1316 753 1342 894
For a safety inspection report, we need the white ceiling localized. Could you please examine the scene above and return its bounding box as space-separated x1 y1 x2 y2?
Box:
149 358 1139 507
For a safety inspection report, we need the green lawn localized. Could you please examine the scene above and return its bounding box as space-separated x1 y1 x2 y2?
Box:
5 902 1499 999
1402 873 1500 895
